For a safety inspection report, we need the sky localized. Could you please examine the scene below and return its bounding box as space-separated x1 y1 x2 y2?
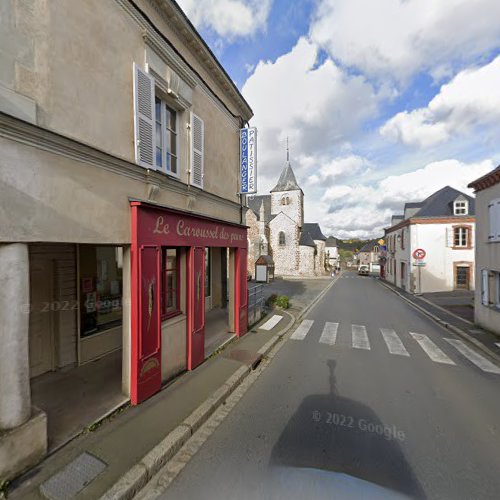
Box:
176 0 500 239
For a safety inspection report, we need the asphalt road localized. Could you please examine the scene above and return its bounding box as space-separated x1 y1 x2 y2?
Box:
144 272 500 500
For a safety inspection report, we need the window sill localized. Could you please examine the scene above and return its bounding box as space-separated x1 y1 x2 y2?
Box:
451 246 472 250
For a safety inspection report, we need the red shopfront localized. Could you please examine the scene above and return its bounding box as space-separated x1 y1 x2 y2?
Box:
130 201 248 405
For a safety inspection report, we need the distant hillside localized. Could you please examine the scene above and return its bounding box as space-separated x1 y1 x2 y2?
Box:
335 238 371 253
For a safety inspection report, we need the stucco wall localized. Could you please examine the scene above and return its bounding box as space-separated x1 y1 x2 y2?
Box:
412 223 475 293
474 184 500 334
1 0 244 206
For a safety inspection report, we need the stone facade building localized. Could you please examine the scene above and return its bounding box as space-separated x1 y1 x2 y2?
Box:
246 158 327 277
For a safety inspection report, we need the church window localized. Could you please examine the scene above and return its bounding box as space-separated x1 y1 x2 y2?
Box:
281 195 290 205
278 232 286 245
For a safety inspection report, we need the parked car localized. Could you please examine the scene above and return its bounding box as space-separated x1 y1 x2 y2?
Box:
358 265 369 276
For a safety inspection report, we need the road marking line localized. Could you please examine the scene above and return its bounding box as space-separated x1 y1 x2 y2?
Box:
352 324 370 350
495 342 500 349
445 339 500 374
290 319 314 340
410 333 455 365
469 329 485 335
259 315 283 331
380 328 410 356
319 322 339 345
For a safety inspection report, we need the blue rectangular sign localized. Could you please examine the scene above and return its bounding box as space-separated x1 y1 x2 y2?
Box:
240 127 257 194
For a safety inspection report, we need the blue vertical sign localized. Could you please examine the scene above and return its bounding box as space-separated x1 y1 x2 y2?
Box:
240 127 257 194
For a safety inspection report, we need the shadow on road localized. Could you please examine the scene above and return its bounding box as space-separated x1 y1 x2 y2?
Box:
270 360 425 499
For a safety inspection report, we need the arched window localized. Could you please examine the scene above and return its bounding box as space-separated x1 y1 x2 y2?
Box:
278 232 286 245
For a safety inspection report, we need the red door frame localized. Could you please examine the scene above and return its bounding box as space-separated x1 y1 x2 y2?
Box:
130 202 248 405
187 247 206 370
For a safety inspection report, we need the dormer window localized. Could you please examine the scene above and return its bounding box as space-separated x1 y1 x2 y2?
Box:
454 200 468 215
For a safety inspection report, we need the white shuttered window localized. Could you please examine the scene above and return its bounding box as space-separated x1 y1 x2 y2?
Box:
190 112 204 188
133 63 155 169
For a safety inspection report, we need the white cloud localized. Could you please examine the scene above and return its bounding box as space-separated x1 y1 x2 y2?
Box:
310 0 500 83
312 159 495 238
242 38 379 189
306 155 372 187
380 56 500 147
176 0 272 38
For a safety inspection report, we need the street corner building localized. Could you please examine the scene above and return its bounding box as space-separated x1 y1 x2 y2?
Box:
468 165 500 337
245 155 328 278
0 0 252 481
383 186 476 294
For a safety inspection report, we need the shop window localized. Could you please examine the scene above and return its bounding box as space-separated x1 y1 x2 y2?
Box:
162 248 180 319
205 247 211 299
80 246 123 337
155 97 178 176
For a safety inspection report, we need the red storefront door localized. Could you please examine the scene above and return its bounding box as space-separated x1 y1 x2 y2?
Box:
132 245 162 405
188 247 205 370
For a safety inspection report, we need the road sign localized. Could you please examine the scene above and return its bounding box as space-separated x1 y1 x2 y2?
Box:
378 239 385 246
412 248 426 259
413 261 426 266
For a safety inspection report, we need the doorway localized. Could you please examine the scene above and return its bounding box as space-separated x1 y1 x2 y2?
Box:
400 262 406 291
204 247 233 356
455 264 471 290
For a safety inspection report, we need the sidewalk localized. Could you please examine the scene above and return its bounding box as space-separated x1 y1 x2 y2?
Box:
379 279 500 364
7 276 338 500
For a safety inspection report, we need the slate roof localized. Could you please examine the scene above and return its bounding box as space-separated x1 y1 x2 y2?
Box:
270 162 302 192
325 236 338 247
302 223 327 241
299 231 316 248
412 186 475 217
247 195 271 222
404 202 424 219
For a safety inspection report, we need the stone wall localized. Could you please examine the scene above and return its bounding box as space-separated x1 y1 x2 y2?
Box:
269 214 300 276
298 246 315 275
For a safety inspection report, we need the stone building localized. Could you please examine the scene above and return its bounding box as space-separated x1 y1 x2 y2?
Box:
246 156 327 277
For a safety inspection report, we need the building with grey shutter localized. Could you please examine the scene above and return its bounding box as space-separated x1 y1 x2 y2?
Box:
246 155 327 277
0 0 252 480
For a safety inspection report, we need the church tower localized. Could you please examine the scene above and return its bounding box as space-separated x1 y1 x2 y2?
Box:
270 144 304 226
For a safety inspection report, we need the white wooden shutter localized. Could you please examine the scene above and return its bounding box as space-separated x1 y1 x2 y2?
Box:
495 200 500 240
133 63 155 169
482 270 489 305
190 112 204 188
445 227 453 247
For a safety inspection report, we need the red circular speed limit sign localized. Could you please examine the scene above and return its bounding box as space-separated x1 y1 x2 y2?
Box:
413 248 426 259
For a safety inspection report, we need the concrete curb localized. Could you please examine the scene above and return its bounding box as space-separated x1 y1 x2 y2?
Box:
378 280 500 366
416 294 474 326
99 276 339 500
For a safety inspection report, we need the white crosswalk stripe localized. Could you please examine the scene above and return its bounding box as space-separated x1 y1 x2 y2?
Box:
319 322 339 346
410 332 455 365
290 319 314 340
259 315 283 331
380 328 409 356
352 325 370 350
445 339 500 374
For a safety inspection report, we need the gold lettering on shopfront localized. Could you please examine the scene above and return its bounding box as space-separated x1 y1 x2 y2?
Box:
153 216 170 235
152 216 243 243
